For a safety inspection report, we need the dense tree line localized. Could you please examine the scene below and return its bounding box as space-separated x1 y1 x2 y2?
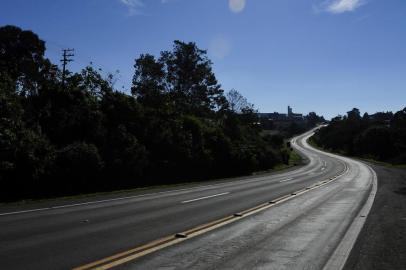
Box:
0 25 306 202
312 108 406 164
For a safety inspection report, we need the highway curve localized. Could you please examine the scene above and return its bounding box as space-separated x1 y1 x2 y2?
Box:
0 129 376 270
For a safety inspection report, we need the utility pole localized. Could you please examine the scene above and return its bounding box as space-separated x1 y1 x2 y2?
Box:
60 48 74 86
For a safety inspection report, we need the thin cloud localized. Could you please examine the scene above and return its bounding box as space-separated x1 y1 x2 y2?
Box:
119 0 144 15
319 0 367 14
119 0 177 15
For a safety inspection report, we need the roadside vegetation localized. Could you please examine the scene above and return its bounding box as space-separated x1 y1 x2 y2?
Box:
0 25 323 202
312 108 406 165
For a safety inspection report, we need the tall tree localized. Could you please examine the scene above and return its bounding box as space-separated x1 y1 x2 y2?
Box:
131 54 167 109
132 40 228 117
0 25 49 96
226 89 253 113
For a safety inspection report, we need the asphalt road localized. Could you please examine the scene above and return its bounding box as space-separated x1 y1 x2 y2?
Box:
0 129 373 270
343 164 406 270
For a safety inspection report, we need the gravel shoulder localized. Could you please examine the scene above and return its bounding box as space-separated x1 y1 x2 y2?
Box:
344 164 406 270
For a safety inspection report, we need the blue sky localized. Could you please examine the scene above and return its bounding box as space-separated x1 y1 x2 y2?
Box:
1 0 405 118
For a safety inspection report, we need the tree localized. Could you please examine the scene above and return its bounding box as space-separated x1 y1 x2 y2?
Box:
132 40 228 117
0 25 296 201
314 107 406 164
347 108 361 121
392 107 406 129
0 25 48 95
78 65 114 99
0 74 55 200
306 112 325 128
53 142 103 194
131 54 166 109
355 126 394 160
226 89 253 113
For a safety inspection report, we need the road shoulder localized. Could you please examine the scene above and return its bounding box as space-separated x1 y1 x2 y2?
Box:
343 164 406 270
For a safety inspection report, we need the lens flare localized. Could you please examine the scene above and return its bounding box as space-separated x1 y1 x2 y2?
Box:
229 0 246 13
209 36 231 59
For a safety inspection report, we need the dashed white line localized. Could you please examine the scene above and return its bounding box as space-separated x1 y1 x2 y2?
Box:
279 178 293 183
0 188 228 217
181 192 230 204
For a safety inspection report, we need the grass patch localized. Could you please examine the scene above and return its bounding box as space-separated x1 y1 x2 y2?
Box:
289 150 303 166
273 148 303 171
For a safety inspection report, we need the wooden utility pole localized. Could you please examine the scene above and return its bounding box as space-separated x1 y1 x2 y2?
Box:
60 48 74 86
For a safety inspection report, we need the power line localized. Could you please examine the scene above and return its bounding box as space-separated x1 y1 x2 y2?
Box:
46 39 117 75
48 39 131 91
60 48 74 86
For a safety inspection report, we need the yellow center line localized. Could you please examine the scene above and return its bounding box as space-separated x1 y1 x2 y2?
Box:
73 171 347 270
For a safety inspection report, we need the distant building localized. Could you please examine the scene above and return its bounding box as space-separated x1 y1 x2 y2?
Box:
258 106 303 122
287 105 303 120
288 106 293 117
258 112 287 121
257 106 305 130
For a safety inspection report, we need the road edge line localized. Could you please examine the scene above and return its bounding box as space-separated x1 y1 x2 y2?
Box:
72 172 347 270
322 163 378 270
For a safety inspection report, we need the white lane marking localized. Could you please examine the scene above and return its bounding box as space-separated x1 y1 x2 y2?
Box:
0 172 309 216
0 188 229 216
0 131 315 217
0 208 51 216
181 192 230 204
0 171 299 216
279 178 293 183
